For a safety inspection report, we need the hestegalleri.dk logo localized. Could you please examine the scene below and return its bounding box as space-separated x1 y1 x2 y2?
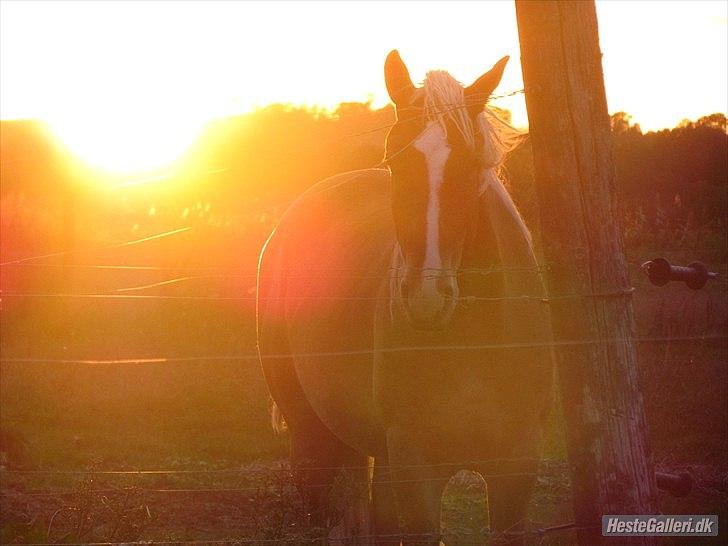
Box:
602 515 718 536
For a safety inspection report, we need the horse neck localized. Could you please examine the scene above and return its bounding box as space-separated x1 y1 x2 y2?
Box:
460 171 539 295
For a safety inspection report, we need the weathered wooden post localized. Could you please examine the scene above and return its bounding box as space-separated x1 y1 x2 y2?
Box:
514 2 659 545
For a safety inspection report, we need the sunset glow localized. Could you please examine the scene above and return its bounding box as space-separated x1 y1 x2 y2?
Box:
1 3 726 538
47 109 208 174
1 0 726 174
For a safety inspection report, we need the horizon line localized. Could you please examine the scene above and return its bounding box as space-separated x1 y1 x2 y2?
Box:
1 102 726 134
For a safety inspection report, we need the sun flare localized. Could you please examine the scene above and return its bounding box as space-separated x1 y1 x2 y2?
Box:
1 0 726 177
47 108 206 175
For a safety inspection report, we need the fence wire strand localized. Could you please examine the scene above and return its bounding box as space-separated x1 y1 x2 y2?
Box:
2 334 725 366
0 457 545 478
6 522 587 546
0 289 638 303
0 227 193 268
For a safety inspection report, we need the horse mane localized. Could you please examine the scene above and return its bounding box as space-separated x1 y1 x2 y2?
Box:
422 70 532 243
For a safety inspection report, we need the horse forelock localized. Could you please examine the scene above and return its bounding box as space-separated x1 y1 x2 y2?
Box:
422 71 475 148
421 70 532 245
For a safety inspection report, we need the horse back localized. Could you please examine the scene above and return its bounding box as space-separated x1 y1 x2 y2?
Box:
257 169 393 455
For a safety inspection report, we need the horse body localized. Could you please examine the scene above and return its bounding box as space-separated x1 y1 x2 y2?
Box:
257 51 553 545
258 168 393 456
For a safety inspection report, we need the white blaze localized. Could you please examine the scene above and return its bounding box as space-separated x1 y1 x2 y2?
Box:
413 122 451 271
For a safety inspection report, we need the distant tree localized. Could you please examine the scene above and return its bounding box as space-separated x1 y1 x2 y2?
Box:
695 113 727 132
610 111 642 135
609 111 727 250
1 106 725 266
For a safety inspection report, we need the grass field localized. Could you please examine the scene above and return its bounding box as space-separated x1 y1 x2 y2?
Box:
2 241 726 544
1 148 726 545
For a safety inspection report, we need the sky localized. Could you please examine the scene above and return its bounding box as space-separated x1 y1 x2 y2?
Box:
1 0 726 172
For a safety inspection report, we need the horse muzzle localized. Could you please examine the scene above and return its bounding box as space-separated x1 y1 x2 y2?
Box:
400 274 458 331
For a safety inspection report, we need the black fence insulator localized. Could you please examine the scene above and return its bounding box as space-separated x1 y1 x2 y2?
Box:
642 258 718 290
656 471 693 497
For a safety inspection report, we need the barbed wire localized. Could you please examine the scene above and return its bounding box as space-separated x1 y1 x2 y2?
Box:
332 88 526 142
1 472 545 499
0 457 544 477
2 218 723 282
0 227 193 267
1 456 721 481
0 288 636 303
1 334 725 366
0 264 722 293
0 458 576 543
107 267 542 292
0 262 551 275
0 522 587 546
1 261 724 293
2 260 724 273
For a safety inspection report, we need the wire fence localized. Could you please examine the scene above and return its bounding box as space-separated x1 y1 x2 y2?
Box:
0 454 580 543
0 524 589 546
1 457 545 478
0 523 589 546
0 457 583 544
1 334 725 367
1 289 639 303
1 89 725 543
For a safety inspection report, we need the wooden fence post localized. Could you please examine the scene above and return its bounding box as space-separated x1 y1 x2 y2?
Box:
514 2 659 544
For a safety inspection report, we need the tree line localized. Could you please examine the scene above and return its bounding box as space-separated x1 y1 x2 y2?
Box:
0 104 725 264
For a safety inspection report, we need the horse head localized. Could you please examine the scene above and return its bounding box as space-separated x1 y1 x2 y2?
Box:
384 50 512 331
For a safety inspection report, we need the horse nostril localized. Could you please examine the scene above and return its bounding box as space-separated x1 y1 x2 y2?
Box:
437 277 457 299
400 280 410 300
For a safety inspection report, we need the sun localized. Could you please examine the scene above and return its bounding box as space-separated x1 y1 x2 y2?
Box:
47 106 207 175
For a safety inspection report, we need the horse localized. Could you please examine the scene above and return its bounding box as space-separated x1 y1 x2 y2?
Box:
257 50 553 546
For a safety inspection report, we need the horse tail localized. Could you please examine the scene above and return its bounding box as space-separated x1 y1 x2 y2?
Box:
270 400 288 434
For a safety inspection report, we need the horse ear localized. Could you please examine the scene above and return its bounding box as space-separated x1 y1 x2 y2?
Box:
384 50 415 107
464 55 509 110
